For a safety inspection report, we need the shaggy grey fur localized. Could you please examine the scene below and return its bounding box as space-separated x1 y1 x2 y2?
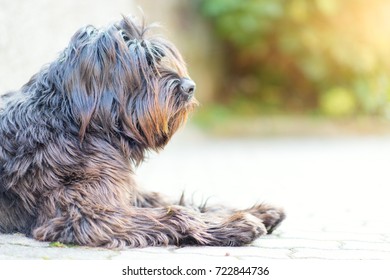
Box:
0 16 284 248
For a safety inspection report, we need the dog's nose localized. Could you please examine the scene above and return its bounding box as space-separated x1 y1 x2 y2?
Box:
180 78 196 96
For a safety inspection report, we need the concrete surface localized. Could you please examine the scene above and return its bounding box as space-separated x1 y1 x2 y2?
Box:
1 127 390 260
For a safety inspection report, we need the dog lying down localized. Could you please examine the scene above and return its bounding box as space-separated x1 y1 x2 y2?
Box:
0 16 285 248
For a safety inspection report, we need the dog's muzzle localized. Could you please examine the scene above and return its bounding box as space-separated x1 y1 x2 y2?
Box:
180 78 196 100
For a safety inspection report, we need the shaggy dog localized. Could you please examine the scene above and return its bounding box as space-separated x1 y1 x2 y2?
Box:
0 16 284 248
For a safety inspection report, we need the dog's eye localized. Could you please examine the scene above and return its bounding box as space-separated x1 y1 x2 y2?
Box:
119 30 130 42
152 47 165 60
146 47 165 67
145 45 165 66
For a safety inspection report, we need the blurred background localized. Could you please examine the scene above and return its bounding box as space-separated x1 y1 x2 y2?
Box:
2 0 390 137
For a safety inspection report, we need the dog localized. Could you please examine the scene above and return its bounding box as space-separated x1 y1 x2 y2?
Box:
0 16 285 248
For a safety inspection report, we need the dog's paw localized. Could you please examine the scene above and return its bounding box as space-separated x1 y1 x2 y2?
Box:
246 204 285 234
207 212 267 246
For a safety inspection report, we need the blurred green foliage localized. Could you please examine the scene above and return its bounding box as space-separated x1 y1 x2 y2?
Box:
199 0 390 117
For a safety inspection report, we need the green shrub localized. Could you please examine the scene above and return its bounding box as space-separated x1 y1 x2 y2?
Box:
199 0 390 116
320 87 357 117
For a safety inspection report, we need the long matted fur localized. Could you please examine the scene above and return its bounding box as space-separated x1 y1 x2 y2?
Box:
0 16 284 248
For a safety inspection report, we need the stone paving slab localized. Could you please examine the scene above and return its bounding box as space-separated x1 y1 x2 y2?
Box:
292 248 390 260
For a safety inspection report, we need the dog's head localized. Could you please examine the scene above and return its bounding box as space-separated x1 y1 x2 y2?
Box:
51 16 197 161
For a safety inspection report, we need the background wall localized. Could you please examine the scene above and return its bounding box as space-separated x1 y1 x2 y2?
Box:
0 0 218 103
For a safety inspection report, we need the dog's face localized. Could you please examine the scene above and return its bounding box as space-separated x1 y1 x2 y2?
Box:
54 17 197 157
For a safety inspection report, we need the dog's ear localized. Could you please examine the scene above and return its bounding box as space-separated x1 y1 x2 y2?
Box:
60 23 156 143
60 26 125 140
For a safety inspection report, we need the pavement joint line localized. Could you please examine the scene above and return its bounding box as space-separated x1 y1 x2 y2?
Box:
259 246 345 251
264 237 386 243
338 240 345 250
105 252 121 260
287 248 297 259
236 256 289 260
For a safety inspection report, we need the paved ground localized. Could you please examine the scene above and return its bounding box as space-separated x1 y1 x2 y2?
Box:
1 127 389 260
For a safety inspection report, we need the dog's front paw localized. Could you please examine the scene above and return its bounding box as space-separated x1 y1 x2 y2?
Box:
246 204 286 234
208 212 267 246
